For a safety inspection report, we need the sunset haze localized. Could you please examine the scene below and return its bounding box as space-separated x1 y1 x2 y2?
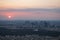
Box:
0 0 60 20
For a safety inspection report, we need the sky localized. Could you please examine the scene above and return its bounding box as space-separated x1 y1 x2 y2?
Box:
0 0 60 20
0 0 60 9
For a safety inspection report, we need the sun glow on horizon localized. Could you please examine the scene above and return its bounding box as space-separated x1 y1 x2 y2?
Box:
8 16 11 19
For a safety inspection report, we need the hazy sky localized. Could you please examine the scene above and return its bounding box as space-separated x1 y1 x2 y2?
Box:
0 0 60 20
0 10 60 20
0 0 60 9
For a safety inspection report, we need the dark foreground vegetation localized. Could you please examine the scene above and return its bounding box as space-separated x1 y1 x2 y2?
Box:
0 35 60 40
0 27 60 37
0 27 60 40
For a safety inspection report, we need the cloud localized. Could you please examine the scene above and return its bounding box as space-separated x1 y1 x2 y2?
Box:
0 8 60 13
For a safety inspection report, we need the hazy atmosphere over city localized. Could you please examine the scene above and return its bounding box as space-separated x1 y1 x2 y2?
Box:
0 0 60 40
0 0 60 20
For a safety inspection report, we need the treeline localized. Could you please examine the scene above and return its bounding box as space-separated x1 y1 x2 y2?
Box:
0 27 60 37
